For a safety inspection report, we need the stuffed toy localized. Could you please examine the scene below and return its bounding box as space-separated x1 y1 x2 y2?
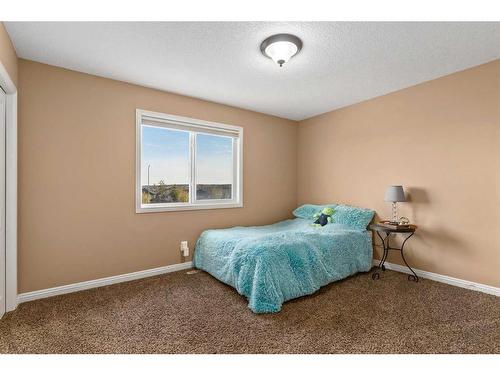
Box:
312 207 334 227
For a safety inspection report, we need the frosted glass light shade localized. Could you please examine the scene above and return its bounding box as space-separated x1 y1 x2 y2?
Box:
265 41 298 66
384 185 406 202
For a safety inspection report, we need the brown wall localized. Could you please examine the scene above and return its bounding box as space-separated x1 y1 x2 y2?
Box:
0 22 18 88
298 60 500 288
18 59 298 293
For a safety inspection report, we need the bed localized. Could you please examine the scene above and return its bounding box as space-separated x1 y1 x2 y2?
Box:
193 204 375 313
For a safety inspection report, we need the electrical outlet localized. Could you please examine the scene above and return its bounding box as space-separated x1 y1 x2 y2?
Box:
180 241 189 257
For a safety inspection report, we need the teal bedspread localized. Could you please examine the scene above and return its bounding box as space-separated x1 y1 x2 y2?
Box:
193 218 373 313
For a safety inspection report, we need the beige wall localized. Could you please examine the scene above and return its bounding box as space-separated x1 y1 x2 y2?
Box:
18 55 500 292
0 22 17 88
298 60 500 288
18 59 298 293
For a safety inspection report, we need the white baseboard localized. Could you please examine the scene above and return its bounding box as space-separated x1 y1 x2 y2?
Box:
16 259 498 306
373 260 499 297
17 261 193 304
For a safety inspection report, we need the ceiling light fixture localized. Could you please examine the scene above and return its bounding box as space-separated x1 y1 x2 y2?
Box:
260 34 302 67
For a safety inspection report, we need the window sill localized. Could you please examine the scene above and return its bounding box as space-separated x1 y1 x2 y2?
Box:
136 202 243 213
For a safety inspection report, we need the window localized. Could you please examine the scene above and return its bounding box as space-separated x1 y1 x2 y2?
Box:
136 109 243 212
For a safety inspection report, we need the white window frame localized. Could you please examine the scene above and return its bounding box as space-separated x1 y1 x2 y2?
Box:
136 109 243 213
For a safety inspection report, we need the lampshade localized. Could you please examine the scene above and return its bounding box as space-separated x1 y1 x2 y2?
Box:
384 185 406 202
264 41 298 66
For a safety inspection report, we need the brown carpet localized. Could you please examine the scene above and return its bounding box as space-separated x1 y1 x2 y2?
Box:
0 269 499 354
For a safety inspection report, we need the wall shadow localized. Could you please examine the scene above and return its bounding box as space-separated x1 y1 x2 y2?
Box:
406 187 430 223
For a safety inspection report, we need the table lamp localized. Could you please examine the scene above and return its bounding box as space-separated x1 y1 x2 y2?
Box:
384 185 406 223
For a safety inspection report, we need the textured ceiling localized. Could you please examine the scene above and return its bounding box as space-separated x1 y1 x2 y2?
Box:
5 22 500 120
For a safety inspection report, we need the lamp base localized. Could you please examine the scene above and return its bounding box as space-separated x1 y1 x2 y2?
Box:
392 202 398 222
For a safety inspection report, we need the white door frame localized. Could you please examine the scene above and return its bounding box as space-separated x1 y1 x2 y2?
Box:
0 87 5 317
0 61 17 313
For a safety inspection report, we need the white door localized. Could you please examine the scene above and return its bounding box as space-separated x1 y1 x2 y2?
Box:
0 88 5 318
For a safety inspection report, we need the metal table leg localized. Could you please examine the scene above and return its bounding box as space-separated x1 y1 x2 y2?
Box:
372 230 418 282
372 231 388 280
400 232 418 282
